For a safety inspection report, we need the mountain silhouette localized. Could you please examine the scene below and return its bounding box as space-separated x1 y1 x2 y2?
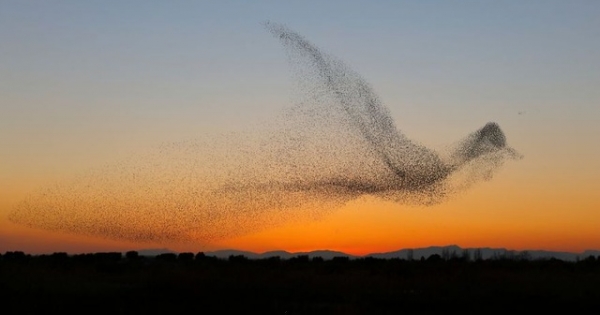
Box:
132 245 596 261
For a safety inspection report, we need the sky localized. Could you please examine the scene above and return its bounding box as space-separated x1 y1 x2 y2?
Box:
1 1 599 255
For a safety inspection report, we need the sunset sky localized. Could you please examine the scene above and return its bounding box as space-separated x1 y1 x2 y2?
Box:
1 1 599 255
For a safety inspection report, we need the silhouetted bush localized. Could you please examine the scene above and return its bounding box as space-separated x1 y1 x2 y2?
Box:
72 253 96 264
2 251 29 262
156 253 177 262
178 252 194 261
264 256 281 263
427 254 442 262
582 255 596 262
51 252 69 260
332 256 349 263
126 251 139 260
228 255 248 263
93 252 122 262
311 256 324 263
290 255 309 263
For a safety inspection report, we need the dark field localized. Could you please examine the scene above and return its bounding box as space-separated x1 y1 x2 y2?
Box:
1 251 599 314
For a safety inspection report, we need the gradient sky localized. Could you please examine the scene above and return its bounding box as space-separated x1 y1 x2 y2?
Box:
1 1 599 255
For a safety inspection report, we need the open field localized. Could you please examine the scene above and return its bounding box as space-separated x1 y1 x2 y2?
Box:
2 251 599 314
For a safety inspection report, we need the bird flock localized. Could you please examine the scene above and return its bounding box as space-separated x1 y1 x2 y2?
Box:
9 23 521 244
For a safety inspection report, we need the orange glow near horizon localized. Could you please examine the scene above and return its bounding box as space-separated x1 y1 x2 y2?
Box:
2 2 600 260
2 160 600 256
218 198 600 256
2 161 600 256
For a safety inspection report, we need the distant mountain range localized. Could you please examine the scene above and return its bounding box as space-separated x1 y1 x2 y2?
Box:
134 245 600 262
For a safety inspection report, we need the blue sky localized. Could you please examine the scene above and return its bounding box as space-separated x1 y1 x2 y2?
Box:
1 1 599 253
3 1 598 145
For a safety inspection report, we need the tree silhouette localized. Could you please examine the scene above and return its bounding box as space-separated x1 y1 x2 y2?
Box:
156 253 177 262
407 249 414 261
178 252 194 261
473 248 483 261
126 251 139 260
